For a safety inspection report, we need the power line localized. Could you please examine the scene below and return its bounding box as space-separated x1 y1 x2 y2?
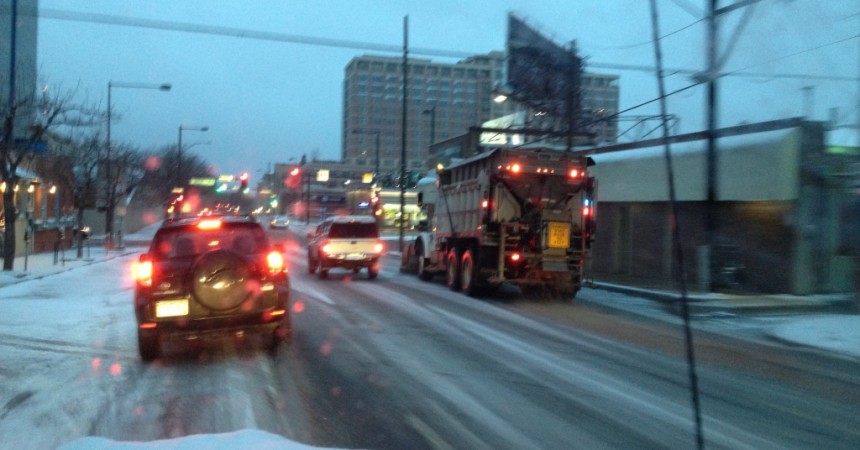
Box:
590 62 858 82
35 8 473 59
724 32 860 79
589 18 705 51
31 7 860 84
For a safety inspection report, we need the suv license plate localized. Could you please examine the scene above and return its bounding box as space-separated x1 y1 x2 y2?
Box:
156 299 189 318
346 253 365 260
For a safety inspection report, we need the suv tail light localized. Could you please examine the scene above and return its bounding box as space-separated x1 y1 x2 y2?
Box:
266 251 285 273
321 241 332 255
133 260 153 286
373 242 384 253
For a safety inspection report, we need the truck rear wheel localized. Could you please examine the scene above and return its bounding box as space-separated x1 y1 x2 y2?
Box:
460 250 477 296
446 249 461 291
308 254 318 274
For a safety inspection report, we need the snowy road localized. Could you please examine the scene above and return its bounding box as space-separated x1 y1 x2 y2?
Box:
1 238 859 449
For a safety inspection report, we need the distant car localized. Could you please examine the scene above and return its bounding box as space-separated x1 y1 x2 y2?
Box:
132 215 291 361
307 215 383 279
269 215 291 229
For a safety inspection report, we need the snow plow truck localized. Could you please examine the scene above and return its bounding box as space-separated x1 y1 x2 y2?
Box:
401 146 596 299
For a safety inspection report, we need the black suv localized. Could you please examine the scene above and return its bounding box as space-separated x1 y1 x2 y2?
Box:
133 215 291 361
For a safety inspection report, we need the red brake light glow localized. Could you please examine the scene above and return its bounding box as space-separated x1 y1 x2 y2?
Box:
266 251 285 272
197 219 222 230
510 163 521 173
510 252 521 262
582 207 592 217
321 242 332 254
133 260 153 286
373 242 384 253
569 169 580 178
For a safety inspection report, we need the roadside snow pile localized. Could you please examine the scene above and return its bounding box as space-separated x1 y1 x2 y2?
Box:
770 315 860 358
58 429 345 450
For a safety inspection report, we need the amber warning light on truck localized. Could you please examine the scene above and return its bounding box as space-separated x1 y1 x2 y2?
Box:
500 161 586 179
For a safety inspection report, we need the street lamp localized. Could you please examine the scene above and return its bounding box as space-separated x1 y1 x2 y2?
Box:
49 184 60 224
352 129 380 179
177 125 209 189
105 80 171 250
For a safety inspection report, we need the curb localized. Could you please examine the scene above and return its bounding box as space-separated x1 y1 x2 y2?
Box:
589 281 856 317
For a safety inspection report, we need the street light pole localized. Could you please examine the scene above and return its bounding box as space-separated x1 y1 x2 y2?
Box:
104 80 171 250
177 125 209 189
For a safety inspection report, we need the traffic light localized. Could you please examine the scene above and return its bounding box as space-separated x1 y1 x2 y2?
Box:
239 172 249 193
284 166 301 190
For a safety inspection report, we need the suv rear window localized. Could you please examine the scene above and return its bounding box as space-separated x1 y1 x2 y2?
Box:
151 223 268 260
328 222 379 239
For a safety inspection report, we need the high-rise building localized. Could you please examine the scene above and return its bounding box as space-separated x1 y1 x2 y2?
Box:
342 52 619 175
580 72 620 145
343 54 496 177
0 0 39 138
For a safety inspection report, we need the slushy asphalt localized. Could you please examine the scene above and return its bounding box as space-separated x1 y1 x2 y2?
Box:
2 221 858 360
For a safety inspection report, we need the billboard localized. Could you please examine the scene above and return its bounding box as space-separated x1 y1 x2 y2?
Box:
506 14 583 125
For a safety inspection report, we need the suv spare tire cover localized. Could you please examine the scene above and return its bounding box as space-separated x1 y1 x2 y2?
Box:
192 249 254 310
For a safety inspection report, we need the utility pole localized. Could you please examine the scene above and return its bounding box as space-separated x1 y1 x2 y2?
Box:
701 0 763 291
399 15 408 252
1 0 19 270
704 0 719 292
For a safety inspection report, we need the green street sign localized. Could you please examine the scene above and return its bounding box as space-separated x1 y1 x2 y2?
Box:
189 177 216 186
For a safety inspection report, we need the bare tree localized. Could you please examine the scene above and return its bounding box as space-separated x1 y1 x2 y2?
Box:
2 86 99 270
48 132 102 258
104 142 148 245
136 145 213 208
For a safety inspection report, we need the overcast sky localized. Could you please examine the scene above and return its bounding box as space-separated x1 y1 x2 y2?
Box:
35 0 860 179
